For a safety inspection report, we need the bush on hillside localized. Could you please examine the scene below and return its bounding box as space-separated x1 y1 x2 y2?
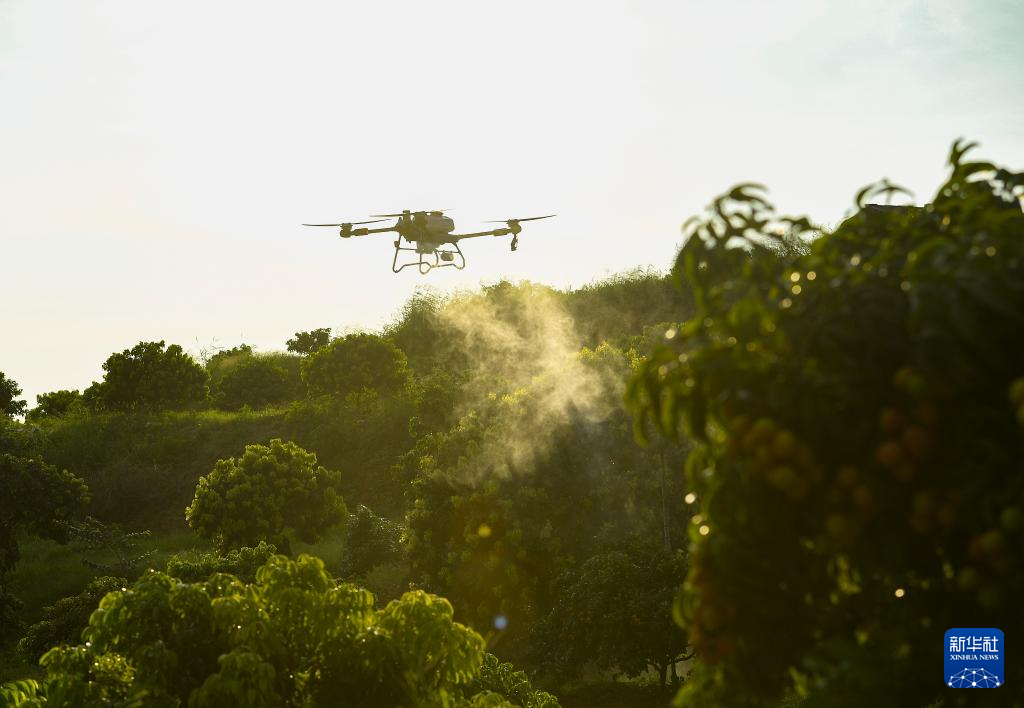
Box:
302 333 411 399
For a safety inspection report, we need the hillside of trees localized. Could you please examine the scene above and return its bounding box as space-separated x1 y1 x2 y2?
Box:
2 142 1022 706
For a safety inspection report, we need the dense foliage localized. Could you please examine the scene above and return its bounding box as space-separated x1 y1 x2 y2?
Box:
26 390 83 423
630 142 1024 705
186 439 346 551
302 333 411 398
85 341 209 412
10 554 557 707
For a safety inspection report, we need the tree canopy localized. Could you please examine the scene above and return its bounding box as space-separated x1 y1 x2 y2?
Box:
286 328 332 356
26 390 83 423
86 341 209 412
186 439 346 551
302 333 411 398
0 372 27 419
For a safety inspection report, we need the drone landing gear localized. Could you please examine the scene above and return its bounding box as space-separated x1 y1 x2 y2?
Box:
391 240 466 275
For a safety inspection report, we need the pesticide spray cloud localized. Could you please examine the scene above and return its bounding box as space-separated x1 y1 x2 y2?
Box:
433 281 630 481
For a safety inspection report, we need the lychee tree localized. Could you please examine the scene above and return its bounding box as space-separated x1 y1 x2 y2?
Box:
629 142 1024 705
186 439 346 551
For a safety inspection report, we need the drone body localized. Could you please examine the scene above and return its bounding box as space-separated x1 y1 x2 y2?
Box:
303 209 554 274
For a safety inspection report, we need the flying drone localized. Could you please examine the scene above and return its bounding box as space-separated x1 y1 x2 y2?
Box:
302 209 555 274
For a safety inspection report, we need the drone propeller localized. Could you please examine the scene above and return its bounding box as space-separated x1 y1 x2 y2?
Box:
370 209 451 218
484 214 556 224
302 219 388 227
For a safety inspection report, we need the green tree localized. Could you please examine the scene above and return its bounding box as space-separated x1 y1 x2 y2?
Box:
629 142 1024 705
186 439 346 551
302 333 411 398
165 541 277 583
10 554 558 707
286 327 332 355
0 372 27 419
26 390 84 422
86 341 208 411
340 505 404 578
0 454 89 640
534 548 691 688
404 346 689 662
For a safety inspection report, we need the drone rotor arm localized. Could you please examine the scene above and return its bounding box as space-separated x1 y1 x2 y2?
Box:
448 228 512 241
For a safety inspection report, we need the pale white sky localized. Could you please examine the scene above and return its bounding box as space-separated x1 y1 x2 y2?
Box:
2 0 1022 406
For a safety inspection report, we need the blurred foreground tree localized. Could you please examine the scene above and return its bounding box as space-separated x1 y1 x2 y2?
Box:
629 141 1024 705
85 341 208 412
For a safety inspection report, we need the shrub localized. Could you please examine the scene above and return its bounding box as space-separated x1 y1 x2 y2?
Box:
302 333 411 398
